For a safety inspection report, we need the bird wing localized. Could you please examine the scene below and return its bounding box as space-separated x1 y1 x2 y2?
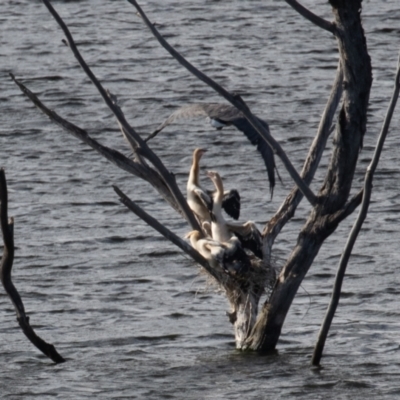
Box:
228 116 276 196
206 188 240 220
151 103 277 194
227 221 264 260
150 104 213 137
201 103 241 122
222 237 251 276
193 188 213 211
203 240 225 262
222 189 240 220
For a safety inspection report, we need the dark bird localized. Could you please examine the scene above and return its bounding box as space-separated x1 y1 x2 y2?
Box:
226 221 264 260
149 103 279 196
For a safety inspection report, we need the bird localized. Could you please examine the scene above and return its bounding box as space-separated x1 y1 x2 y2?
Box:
206 170 234 243
187 148 240 224
185 230 225 270
226 221 264 260
206 170 264 260
148 103 279 196
187 148 213 223
185 230 250 277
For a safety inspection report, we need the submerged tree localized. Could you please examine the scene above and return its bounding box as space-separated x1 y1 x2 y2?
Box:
10 0 399 364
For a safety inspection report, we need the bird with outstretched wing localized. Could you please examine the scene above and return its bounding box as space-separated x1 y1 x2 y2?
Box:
147 103 280 196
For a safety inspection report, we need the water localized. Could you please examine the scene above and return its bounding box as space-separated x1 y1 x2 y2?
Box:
1 0 400 398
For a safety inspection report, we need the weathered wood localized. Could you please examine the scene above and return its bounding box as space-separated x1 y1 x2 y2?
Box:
244 0 372 352
312 54 400 366
0 169 65 363
13 0 395 359
114 184 275 347
262 63 343 260
284 0 337 34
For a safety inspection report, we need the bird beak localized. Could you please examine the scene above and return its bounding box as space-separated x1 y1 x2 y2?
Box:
184 230 195 239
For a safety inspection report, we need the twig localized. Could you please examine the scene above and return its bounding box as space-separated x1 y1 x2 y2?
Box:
0 169 65 363
312 54 400 366
127 0 317 206
284 0 336 34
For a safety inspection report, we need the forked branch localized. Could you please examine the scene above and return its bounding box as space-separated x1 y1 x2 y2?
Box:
312 54 400 366
0 169 65 363
113 185 221 281
10 73 183 214
284 0 336 34
127 0 317 206
41 0 201 232
263 63 343 255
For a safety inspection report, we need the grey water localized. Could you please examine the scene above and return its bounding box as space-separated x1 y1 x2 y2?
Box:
1 0 400 398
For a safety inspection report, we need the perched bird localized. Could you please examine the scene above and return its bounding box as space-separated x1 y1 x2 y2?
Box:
187 148 240 223
149 103 279 196
201 220 212 238
187 148 213 223
206 170 233 243
207 170 264 260
226 221 264 260
185 230 225 270
185 230 250 277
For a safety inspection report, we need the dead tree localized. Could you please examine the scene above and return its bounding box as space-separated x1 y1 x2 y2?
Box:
10 0 399 362
0 169 65 363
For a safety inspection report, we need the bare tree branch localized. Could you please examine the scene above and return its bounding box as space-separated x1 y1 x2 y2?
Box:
0 169 65 363
244 1 373 352
262 63 343 258
312 54 400 366
10 73 184 215
127 0 317 206
329 189 363 224
113 185 221 281
41 0 201 232
284 0 336 34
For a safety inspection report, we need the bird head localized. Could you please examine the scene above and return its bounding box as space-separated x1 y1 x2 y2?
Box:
202 221 212 237
184 230 201 240
193 148 207 162
206 170 223 193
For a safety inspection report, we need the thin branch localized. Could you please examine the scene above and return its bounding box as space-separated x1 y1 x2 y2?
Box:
128 0 317 206
10 73 183 214
312 54 400 366
113 185 221 281
263 63 343 256
0 169 65 363
41 0 201 232
284 0 336 34
329 188 363 225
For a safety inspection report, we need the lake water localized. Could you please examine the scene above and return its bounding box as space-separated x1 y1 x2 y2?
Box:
1 0 400 398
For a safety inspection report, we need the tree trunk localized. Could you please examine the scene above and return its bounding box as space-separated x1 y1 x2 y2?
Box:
245 0 372 352
12 0 381 359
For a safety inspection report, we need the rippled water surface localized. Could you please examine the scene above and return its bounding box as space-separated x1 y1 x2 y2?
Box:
1 0 400 398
